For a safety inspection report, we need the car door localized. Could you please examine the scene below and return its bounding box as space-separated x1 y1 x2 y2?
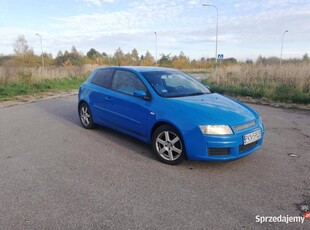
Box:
88 68 114 124
103 69 150 138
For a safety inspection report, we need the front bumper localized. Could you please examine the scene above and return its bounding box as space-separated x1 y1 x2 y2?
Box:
203 131 264 161
184 121 264 161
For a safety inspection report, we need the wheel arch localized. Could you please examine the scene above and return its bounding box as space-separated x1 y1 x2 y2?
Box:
151 121 188 159
151 121 173 137
78 100 88 109
78 100 96 129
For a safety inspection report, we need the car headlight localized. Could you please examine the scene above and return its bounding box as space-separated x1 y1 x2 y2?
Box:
258 116 263 124
199 125 233 135
258 116 264 131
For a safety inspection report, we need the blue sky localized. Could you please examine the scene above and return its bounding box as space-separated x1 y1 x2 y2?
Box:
0 0 309 60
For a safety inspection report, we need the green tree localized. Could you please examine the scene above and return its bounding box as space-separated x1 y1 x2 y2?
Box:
71 46 78 54
86 48 102 64
158 53 172 67
87 48 101 59
68 47 84 66
114 47 125 66
124 52 132 65
141 51 154 66
57 50 63 57
302 53 309 63
222 57 238 66
245 59 253 64
55 52 66 66
54 47 84 66
131 48 140 65
43 53 54 66
256 55 266 65
172 51 190 69
0 55 13 66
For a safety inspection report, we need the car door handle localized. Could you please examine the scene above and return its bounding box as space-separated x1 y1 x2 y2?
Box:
104 97 112 101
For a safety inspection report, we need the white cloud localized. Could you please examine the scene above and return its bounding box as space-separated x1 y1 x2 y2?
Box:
78 0 116 6
44 0 310 59
1 0 309 59
53 0 186 35
188 0 199 5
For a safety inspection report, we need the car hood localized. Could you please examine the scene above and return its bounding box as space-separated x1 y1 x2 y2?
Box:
169 93 256 125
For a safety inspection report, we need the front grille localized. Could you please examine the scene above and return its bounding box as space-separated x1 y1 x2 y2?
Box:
234 120 256 131
239 141 258 153
209 148 230 156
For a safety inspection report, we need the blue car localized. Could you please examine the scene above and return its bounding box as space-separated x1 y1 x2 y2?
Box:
78 66 264 165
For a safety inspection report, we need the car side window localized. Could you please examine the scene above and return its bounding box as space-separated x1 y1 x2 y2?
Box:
91 69 114 88
112 70 147 95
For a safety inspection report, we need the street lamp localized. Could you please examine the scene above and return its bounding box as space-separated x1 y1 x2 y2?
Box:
280 30 288 66
202 3 218 75
154 32 158 66
35 33 44 68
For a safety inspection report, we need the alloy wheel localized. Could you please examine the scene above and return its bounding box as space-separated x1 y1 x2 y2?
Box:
155 130 183 161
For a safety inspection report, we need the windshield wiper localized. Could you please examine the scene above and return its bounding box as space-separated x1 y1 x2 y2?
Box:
164 92 206 98
185 92 205 96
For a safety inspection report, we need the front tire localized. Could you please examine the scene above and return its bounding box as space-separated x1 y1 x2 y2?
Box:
79 103 95 129
152 125 185 165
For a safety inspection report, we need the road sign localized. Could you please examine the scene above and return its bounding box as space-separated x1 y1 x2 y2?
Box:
218 54 224 59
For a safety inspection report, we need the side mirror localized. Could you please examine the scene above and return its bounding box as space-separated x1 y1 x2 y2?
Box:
133 90 147 98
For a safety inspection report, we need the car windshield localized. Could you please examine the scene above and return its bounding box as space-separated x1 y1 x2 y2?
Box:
141 70 211 98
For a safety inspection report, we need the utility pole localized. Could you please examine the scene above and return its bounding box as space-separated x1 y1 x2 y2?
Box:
154 32 158 66
280 30 288 66
202 4 219 79
36 33 44 68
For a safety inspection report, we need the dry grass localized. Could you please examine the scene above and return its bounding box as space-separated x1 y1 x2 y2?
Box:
214 63 310 92
205 63 310 104
1 62 309 104
0 64 100 83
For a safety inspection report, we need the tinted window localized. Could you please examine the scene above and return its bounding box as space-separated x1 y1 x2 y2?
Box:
91 69 114 88
112 70 147 95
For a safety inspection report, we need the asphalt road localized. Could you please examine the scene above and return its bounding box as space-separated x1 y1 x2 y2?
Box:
0 95 309 230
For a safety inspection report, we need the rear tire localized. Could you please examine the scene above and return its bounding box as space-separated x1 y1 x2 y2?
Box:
79 103 95 129
152 125 185 165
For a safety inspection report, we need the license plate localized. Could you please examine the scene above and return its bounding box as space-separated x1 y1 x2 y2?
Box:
243 130 261 145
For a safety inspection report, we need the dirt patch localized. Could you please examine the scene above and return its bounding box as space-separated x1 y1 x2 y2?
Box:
294 195 310 216
0 90 78 108
235 96 310 111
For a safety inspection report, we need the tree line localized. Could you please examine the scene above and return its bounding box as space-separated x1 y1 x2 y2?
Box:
0 35 309 69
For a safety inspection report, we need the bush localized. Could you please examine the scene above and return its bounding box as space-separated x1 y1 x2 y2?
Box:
17 71 32 83
33 82 52 91
0 76 86 101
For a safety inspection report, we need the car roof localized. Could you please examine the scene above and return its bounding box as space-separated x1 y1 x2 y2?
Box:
97 66 177 73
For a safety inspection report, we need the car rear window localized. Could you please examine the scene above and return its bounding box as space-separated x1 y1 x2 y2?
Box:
91 69 114 88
